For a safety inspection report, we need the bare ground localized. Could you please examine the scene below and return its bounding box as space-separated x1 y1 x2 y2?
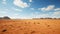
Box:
0 19 60 34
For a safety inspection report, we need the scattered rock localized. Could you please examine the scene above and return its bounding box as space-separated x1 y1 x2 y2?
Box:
31 31 36 34
20 28 23 30
37 22 40 24
34 22 36 24
2 29 7 32
47 25 50 27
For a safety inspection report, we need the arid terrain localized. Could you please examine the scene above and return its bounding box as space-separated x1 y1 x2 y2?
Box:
0 19 60 34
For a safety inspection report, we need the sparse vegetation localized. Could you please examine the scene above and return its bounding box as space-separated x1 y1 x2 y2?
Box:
32 18 60 19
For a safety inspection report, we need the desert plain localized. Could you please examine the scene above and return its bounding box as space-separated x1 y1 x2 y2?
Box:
0 19 60 34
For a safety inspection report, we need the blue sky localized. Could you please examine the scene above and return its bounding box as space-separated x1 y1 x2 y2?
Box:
0 0 60 19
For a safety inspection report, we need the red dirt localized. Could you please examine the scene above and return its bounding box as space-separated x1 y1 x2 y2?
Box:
0 19 60 34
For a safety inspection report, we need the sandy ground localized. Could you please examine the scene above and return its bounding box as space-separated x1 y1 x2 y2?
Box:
0 19 60 34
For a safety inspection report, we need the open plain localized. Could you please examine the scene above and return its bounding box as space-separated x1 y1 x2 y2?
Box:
0 19 60 34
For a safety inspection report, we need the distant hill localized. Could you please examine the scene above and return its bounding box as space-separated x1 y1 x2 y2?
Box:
0 16 10 19
32 18 60 19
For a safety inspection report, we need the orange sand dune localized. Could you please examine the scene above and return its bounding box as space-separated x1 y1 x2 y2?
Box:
0 19 60 34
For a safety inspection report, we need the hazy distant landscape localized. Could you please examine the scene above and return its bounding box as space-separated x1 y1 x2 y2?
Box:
0 16 60 19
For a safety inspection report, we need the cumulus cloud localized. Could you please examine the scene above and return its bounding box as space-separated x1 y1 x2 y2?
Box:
53 8 60 16
38 5 55 11
15 9 22 11
29 0 32 2
13 0 29 8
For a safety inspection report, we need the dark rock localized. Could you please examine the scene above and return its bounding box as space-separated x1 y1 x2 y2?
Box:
3 16 10 19
2 29 7 32
0 17 2 19
0 16 10 19
31 31 36 34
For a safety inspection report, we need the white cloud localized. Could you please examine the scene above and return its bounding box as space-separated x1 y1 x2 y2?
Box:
9 14 33 19
49 11 60 18
0 11 7 13
13 8 22 12
0 9 7 13
30 8 35 10
2 0 6 4
13 0 29 8
38 5 55 11
29 0 32 2
3 0 6 1
38 5 60 18
54 8 60 11
31 12 50 18
15 9 22 11
14 14 19 16
53 8 60 16
36 14 50 18
53 11 60 15
3 9 9 11
33 14 49 18
40 14 49 18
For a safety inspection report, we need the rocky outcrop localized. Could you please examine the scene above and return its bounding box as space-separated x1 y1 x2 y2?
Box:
0 16 10 19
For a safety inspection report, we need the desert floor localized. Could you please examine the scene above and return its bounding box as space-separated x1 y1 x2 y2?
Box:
0 19 60 34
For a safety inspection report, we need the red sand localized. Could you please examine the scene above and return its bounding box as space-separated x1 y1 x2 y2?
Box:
0 19 60 34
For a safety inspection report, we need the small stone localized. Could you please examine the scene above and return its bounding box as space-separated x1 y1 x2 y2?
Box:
31 31 36 34
37 22 40 24
2 29 7 32
47 25 50 27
